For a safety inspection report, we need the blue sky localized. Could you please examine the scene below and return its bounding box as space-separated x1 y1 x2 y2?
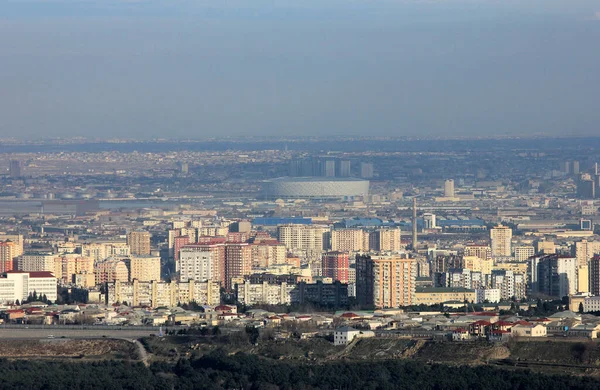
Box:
1 0 599 139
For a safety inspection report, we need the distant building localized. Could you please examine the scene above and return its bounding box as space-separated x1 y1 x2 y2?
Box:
127 231 151 256
360 162 374 179
17 253 55 272
9 160 22 178
322 252 349 283
514 246 535 262
423 213 437 229
490 225 512 258
331 229 369 252
356 254 417 308
277 224 330 251
444 179 455 198
368 228 402 252
127 255 161 282
0 271 57 304
530 254 578 298
108 279 220 308
413 287 476 305
337 160 351 177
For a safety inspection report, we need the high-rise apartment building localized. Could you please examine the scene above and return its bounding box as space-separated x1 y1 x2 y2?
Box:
0 240 19 272
277 224 329 251
9 160 22 178
323 160 336 177
514 246 535 262
589 255 600 295
174 236 190 263
464 244 492 260
462 256 493 275
360 162 374 179
337 160 351 177
127 231 151 255
17 253 55 272
356 255 417 308
490 225 512 257
368 228 402 252
575 240 600 268
490 270 527 301
531 254 578 298
128 255 161 282
179 243 225 284
225 243 252 290
331 229 369 252
444 179 455 198
95 259 129 285
0 234 24 257
250 242 287 268
53 255 94 284
322 251 349 283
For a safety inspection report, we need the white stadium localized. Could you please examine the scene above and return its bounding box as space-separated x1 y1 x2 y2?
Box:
263 177 369 199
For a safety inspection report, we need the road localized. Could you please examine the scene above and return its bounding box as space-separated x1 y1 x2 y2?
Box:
0 327 159 340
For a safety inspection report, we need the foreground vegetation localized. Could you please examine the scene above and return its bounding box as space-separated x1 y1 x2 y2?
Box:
1 353 600 389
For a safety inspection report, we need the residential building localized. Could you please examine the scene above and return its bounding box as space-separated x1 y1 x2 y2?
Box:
490 270 526 301
356 254 417 308
334 326 374 345
235 281 294 305
531 254 578 298
575 240 600 268
368 228 402 252
250 242 287 268
0 241 19 272
414 287 476 305
331 229 369 252
179 242 225 285
128 255 161 282
321 251 349 283
127 231 151 256
108 279 220 308
17 253 55 272
53 255 94 284
476 288 501 303
514 246 535 262
95 258 129 285
225 243 252 290
277 224 330 251
490 225 512 257
464 245 492 260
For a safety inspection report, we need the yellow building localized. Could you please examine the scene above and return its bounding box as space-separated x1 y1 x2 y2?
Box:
414 287 477 305
108 279 220 308
462 256 493 275
578 265 589 293
127 231 151 255
129 255 161 282
331 229 369 252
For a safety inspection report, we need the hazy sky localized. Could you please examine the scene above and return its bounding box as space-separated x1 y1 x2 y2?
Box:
1 0 599 139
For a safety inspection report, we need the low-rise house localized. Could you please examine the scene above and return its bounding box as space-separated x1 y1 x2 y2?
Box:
511 323 547 337
451 328 470 341
491 321 513 332
333 326 375 345
546 321 569 336
488 330 511 342
469 320 491 336
567 324 600 339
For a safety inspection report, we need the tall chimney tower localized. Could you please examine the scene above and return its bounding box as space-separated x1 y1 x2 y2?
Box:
412 197 418 250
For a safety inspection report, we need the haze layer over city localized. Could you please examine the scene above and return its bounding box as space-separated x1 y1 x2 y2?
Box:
2 1 600 389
